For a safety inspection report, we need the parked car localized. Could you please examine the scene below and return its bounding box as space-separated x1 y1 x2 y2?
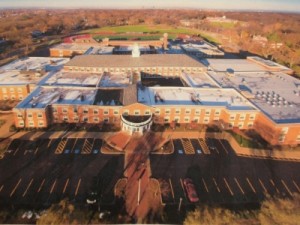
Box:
183 178 199 203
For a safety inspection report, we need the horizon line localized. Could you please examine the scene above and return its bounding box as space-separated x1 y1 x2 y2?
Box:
0 6 299 14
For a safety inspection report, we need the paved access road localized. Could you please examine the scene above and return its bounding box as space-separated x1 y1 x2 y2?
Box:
151 138 300 205
0 138 123 208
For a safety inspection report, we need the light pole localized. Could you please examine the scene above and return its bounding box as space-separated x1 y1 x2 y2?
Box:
137 178 141 206
178 197 182 211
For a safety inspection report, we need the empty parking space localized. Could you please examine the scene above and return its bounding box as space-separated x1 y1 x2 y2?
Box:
62 138 76 154
83 138 95 154
198 138 210 154
173 139 184 154
92 139 102 154
190 139 203 154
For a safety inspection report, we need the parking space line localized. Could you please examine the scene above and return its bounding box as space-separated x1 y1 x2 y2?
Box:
10 178 22 197
169 179 175 200
218 140 228 155
13 148 19 156
37 179 45 193
234 178 244 195
224 178 234 196
50 179 57 194
202 178 209 193
270 179 280 194
281 179 293 196
258 179 268 194
246 177 256 193
75 179 81 196
0 185 3 193
22 178 34 197
293 180 300 192
180 178 188 200
63 179 70 194
213 178 221 193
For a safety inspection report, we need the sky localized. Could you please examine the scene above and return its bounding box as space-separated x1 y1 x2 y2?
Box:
1 0 300 12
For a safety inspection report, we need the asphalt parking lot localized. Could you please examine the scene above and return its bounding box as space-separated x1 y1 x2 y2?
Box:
0 138 123 207
152 138 300 205
0 137 300 208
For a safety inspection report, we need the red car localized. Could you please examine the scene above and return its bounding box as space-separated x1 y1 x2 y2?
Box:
183 178 199 203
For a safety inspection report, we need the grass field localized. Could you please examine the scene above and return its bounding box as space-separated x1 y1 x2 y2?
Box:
81 24 198 35
80 24 220 45
210 22 236 29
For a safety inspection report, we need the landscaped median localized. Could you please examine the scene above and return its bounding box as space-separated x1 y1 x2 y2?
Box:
206 132 300 161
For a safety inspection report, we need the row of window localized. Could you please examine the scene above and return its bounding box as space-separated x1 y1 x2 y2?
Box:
19 120 44 127
2 95 23 100
154 108 220 116
1 87 24 94
54 116 113 123
18 113 43 118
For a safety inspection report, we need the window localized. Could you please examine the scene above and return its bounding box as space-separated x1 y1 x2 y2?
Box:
249 114 256 120
19 121 24 126
164 117 170 123
63 108 68 113
83 108 88 114
205 110 211 115
214 110 220 115
52 107 57 113
103 110 109 115
123 110 129 116
296 134 300 142
2 88 7 93
63 116 68 122
93 109 98 115
83 117 88 122
165 109 170 114
104 118 109 123
239 114 245 120
174 117 180 123
17 88 22 93
29 121 34 127
228 122 234 128
185 109 191 115
74 116 79 122
281 127 289 134
134 110 140 115
19 96 23 100
17 114 22 118
94 117 99 122
155 109 160 115
38 121 44 127
184 117 190 123
145 110 150 115
37 113 43 118
204 117 209 124
11 96 15 100
248 122 253 128
195 109 200 115
27 113 33 118
114 110 119 115
238 122 244 128
9 88 14 93
193 117 199 123
230 114 236 120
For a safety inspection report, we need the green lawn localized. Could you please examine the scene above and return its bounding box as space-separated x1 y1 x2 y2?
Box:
210 22 236 29
81 24 199 35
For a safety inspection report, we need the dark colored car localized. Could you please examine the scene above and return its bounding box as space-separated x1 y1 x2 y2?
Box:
183 178 199 203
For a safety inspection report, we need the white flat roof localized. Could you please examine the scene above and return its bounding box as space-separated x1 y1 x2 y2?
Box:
138 86 256 110
181 72 220 88
0 70 46 85
207 71 300 123
202 59 266 72
17 87 97 109
99 72 132 87
0 57 69 72
51 43 93 51
40 71 102 87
